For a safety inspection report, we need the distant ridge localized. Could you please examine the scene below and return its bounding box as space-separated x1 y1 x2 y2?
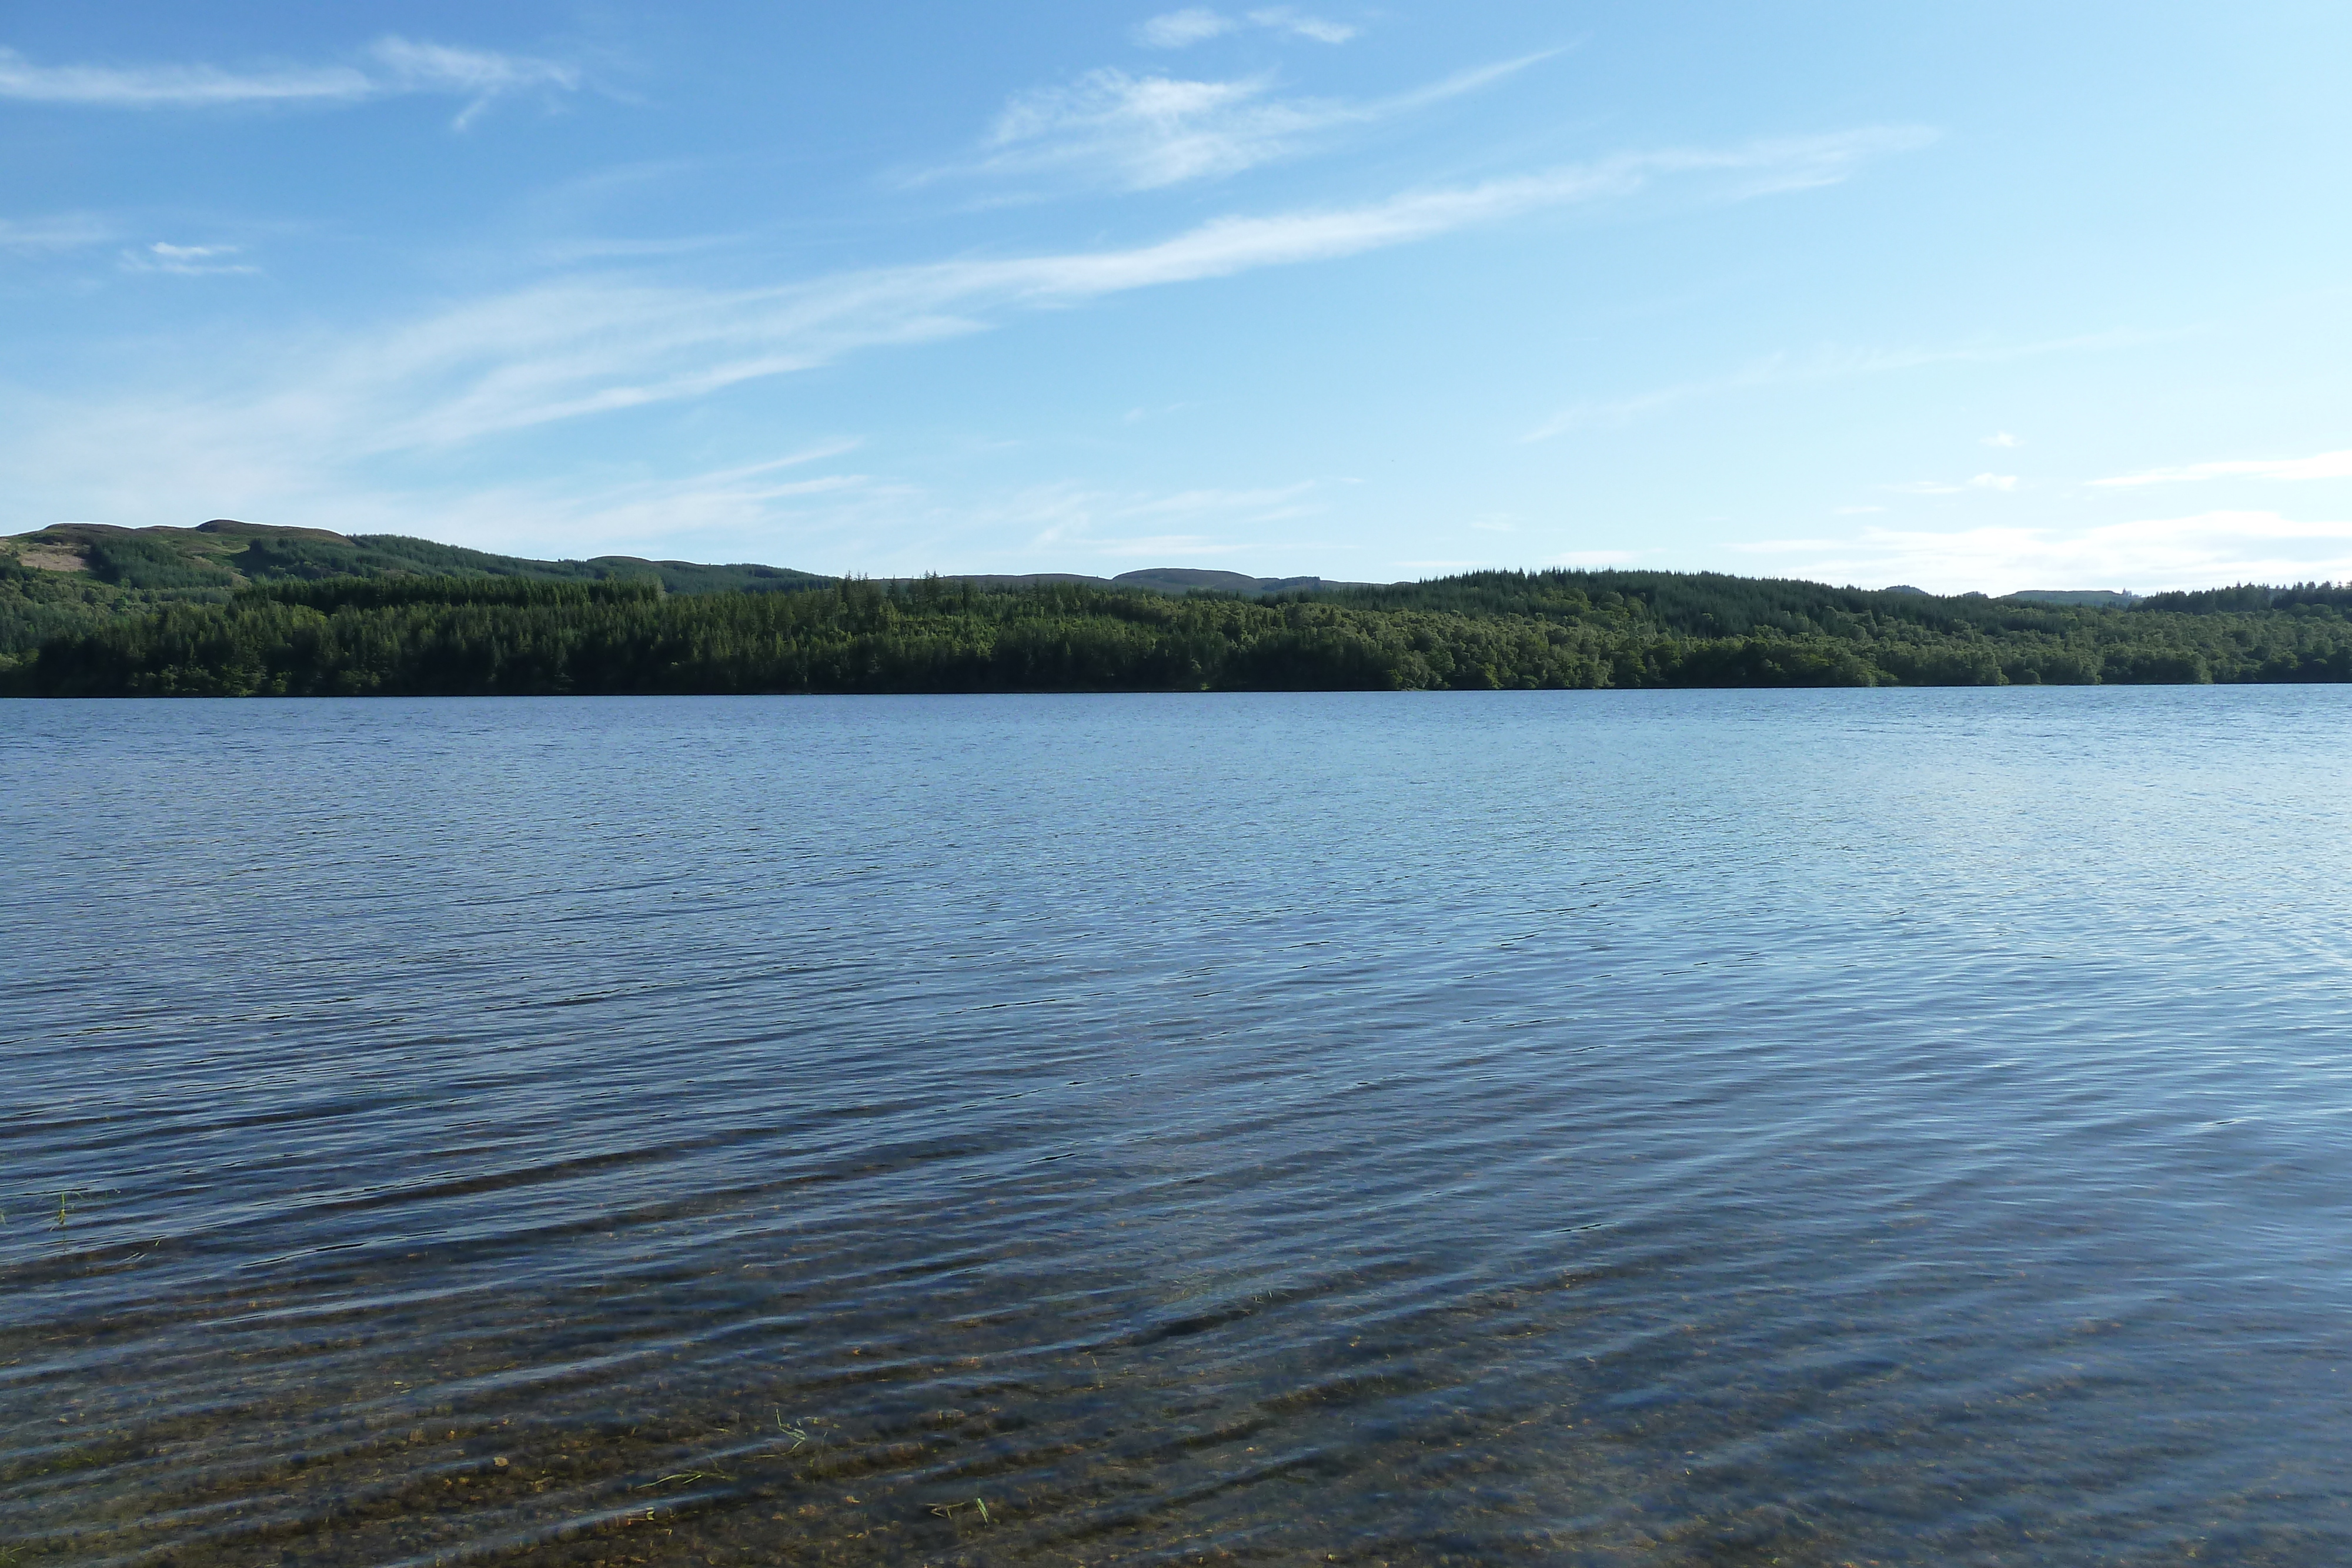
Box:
2002 589 2141 607
0 520 1383 603
1114 568 1379 596
198 517 349 544
0 519 826 597
897 569 1387 596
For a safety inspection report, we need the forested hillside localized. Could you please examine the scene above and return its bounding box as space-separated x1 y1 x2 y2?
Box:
0 520 824 657
7 568 2348 696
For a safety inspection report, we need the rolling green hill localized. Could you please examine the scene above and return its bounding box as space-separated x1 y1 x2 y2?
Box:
0 521 1374 660
0 519 827 657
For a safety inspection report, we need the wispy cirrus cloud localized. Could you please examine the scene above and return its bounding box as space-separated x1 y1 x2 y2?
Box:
1 129 1927 549
1022 479 1329 559
1886 473 2019 496
371 37 583 129
0 213 115 251
0 44 370 106
1137 8 1359 48
0 36 579 126
926 54 1548 193
2090 447 2352 487
315 133 1940 454
1138 10 1235 48
412 446 880 560
1245 8 1360 44
121 241 257 276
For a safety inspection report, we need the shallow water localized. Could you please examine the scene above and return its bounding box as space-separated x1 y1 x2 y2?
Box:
4 688 2350 1566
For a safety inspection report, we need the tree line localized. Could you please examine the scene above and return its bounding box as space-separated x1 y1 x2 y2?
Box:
0 526 823 659
5 569 2350 696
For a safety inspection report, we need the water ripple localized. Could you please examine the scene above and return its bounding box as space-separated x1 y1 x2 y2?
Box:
4 688 2351 1565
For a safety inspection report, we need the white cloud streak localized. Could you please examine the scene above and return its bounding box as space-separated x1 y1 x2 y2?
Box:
1138 9 1237 48
1136 8 1357 48
1 129 1926 553
1020 480 1328 559
0 37 578 123
1247 8 1359 44
369 38 581 128
296 132 1942 454
1885 473 2019 495
0 213 114 251
122 240 258 276
0 46 370 106
933 54 1547 192
2092 447 2352 487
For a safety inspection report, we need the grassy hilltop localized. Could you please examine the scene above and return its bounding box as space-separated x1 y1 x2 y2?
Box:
4 520 2349 695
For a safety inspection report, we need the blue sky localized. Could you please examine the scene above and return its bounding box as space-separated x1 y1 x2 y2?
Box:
2 2 2347 593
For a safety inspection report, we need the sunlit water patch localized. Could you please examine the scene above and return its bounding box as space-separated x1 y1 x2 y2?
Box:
5 689 2350 1565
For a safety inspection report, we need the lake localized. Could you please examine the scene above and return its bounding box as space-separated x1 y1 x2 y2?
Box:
5 688 2350 1566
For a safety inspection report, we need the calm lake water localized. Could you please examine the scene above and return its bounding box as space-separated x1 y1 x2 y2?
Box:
5 689 2351 1567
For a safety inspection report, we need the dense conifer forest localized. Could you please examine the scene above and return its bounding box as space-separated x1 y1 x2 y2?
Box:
6 563 2350 696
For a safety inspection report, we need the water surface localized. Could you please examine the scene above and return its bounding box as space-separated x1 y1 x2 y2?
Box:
5 689 2350 1565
